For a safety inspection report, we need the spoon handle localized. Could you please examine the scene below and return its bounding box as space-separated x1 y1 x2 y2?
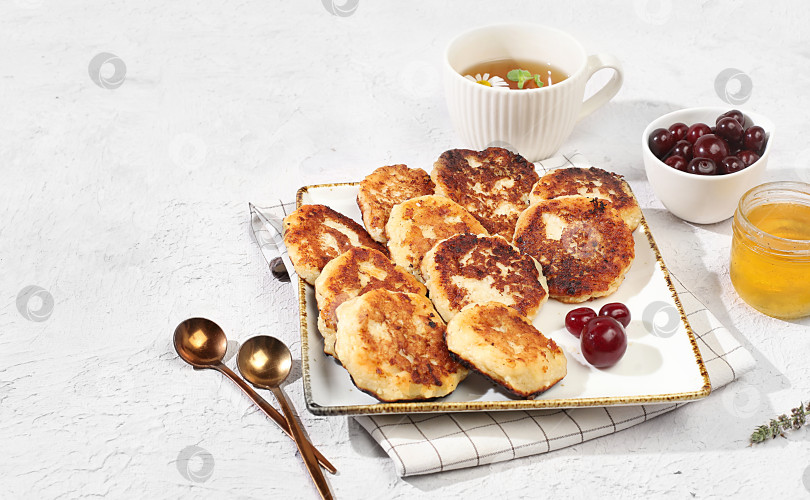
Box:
214 363 337 474
271 385 333 500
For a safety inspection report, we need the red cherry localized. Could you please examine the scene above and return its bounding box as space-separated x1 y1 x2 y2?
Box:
693 134 730 164
598 302 631 327
738 150 761 167
668 122 689 142
743 126 767 154
715 117 745 144
717 109 748 128
664 155 688 172
580 317 628 368
669 140 694 161
565 307 596 338
685 123 712 144
719 156 746 175
648 128 675 159
686 157 717 175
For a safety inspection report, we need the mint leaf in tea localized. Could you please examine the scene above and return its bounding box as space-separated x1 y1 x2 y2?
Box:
463 58 568 90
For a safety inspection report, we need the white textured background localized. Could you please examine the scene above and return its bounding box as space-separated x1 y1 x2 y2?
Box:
2 1 810 498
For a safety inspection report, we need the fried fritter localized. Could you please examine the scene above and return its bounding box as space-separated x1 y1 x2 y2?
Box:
445 302 567 398
314 246 426 358
385 195 488 280
432 147 539 240
283 204 386 285
334 289 468 402
513 196 635 303
357 164 435 243
420 233 548 322
530 167 641 231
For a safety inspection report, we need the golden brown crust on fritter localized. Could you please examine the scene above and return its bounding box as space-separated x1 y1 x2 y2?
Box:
283 204 386 285
334 290 467 402
445 303 567 398
432 147 539 240
357 164 435 243
420 233 548 322
386 195 489 279
513 196 635 303
530 167 641 231
314 246 426 358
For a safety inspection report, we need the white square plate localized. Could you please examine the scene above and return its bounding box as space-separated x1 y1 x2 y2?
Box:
296 183 711 415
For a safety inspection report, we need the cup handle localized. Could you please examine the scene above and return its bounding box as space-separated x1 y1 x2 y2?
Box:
577 53 624 122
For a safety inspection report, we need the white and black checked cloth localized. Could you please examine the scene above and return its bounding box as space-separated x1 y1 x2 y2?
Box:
249 153 756 477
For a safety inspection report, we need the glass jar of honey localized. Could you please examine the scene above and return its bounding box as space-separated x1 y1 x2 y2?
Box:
730 181 810 319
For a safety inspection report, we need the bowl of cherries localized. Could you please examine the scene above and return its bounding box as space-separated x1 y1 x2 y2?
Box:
642 107 773 224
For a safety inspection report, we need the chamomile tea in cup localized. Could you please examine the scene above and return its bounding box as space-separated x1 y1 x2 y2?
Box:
444 24 623 161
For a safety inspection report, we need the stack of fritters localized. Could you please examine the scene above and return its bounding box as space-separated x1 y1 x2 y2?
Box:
314 246 425 358
281 149 642 402
420 233 548 322
334 289 468 402
432 147 539 241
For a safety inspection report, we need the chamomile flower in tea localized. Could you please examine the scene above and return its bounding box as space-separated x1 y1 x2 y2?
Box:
464 73 509 88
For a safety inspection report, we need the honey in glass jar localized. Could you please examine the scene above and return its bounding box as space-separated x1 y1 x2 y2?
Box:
730 181 810 319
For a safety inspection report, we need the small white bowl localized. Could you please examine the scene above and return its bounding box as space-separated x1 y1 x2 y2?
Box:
642 107 773 224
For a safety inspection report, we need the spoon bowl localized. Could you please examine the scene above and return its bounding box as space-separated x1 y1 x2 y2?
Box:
237 336 293 388
173 317 228 367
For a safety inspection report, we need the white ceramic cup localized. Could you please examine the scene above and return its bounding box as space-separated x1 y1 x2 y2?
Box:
444 24 623 161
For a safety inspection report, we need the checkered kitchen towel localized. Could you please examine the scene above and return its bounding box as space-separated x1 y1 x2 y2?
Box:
249 153 756 477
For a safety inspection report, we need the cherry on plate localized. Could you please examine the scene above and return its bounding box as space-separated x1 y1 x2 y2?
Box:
598 302 631 327
565 307 596 338
685 123 712 144
687 157 717 175
648 128 675 159
693 134 730 164
665 155 688 172
580 316 628 369
738 150 761 167
668 122 689 142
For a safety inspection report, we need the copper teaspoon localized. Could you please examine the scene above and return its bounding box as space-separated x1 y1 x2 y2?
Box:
238 336 333 500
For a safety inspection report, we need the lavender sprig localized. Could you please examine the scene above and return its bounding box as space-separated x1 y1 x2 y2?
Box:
750 402 809 444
